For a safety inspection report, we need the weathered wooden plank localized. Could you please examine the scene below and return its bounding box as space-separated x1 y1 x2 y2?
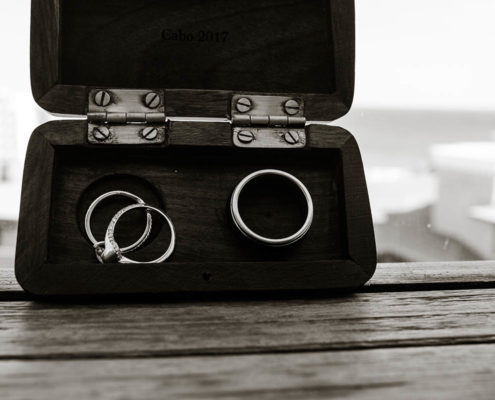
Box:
366 261 495 290
1 289 494 358
1 344 494 400
0 266 22 299
0 266 14 289
2 262 495 299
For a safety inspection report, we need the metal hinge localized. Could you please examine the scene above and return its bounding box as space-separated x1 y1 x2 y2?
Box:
231 95 307 148
87 89 167 144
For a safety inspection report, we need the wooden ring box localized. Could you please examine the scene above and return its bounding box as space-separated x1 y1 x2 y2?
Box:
16 0 376 296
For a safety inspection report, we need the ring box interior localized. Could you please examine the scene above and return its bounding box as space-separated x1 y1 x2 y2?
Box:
16 0 376 296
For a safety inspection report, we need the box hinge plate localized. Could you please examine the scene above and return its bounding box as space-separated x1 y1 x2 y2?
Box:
87 89 167 145
231 95 307 149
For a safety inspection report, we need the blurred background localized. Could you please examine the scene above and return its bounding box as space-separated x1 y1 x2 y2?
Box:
0 0 494 265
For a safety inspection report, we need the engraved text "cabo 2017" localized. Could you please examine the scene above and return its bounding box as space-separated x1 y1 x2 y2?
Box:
161 29 229 43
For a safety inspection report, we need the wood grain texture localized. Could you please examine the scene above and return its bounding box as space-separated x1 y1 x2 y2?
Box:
4 262 495 299
14 126 55 288
1 289 494 358
30 0 59 105
16 120 375 296
367 261 495 290
60 0 337 94
30 0 355 120
1 344 495 400
0 266 20 298
48 136 345 264
0 266 15 288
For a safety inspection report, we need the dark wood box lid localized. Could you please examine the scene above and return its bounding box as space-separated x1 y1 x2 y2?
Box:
31 0 354 120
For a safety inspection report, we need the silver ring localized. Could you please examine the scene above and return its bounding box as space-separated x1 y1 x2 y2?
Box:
85 191 152 254
230 169 314 247
95 204 176 264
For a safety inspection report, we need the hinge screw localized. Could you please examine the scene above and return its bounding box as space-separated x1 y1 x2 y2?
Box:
236 97 252 113
237 130 255 144
94 91 112 107
144 92 161 109
284 131 300 145
92 126 111 141
141 127 159 141
284 99 300 116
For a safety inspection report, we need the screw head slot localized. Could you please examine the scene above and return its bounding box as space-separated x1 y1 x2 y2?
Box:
237 130 255 144
92 126 111 141
236 97 253 113
283 131 300 145
284 99 300 116
94 91 112 107
144 92 161 109
141 127 159 141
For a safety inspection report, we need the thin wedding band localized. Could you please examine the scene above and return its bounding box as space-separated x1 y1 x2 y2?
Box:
230 169 314 247
85 190 152 254
97 204 175 264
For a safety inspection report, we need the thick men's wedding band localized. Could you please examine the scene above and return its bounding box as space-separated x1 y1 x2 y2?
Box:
95 204 176 264
230 169 314 247
85 190 152 254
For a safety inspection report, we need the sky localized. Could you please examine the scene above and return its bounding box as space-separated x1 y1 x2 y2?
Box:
355 0 495 111
0 0 494 111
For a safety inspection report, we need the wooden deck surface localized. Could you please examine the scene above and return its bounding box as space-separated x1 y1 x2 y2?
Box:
1 262 495 399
